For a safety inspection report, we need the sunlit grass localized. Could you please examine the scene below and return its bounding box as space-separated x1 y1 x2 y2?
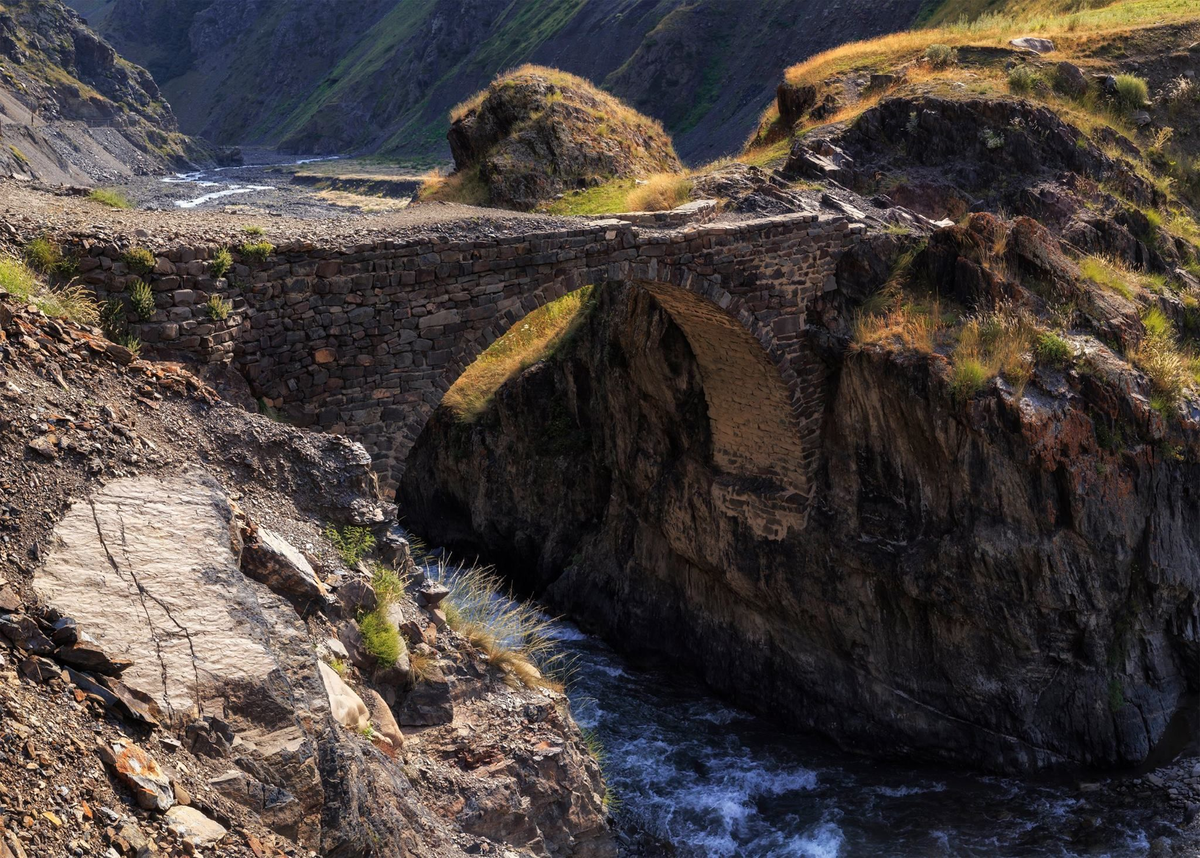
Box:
443 286 595 421
0 255 97 325
425 556 571 691
89 188 132 209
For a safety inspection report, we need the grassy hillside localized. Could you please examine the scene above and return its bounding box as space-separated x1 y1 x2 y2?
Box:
73 0 931 164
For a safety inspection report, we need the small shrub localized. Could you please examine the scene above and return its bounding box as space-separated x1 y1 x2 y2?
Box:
1165 76 1198 113
242 225 266 236
924 44 958 68
625 173 692 212
358 608 403 667
89 188 132 210
128 279 155 320
1007 65 1042 94
328 657 347 676
204 294 233 321
979 128 1005 150
122 247 155 276
1112 74 1149 112
324 524 376 567
239 241 274 262
119 334 142 358
1034 331 1072 367
100 298 128 340
210 247 233 279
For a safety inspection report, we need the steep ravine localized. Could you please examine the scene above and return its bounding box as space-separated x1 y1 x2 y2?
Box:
399 281 1199 776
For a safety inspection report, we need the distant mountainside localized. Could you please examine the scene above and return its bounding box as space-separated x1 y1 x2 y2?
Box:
66 0 929 164
0 0 208 183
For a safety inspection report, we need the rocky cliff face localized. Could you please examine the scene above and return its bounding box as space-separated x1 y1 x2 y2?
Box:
70 0 928 163
400 259 1199 774
0 277 611 855
0 0 208 183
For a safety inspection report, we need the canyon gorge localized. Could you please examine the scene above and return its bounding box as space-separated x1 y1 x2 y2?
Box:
0 0 1199 855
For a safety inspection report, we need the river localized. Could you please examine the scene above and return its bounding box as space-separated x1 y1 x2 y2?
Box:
543 621 1189 856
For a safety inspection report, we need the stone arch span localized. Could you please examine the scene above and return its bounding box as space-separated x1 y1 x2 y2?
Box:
78 211 862 530
414 272 817 538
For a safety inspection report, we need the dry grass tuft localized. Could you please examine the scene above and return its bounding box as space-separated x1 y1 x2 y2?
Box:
952 305 1037 398
425 556 570 691
0 255 97 325
626 174 693 212
852 301 940 353
1133 307 1191 407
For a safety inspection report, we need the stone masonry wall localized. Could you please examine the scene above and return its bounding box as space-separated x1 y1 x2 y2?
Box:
74 213 861 518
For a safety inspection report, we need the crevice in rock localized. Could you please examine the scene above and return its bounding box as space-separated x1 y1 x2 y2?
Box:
89 497 173 715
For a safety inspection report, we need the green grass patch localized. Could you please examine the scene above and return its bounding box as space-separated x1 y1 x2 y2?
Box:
1080 256 1135 299
242 225 266 236
358 608 403 667
89 188 132 209
951 356 988 400
238 241 274 262
1113 74 1149 112
22 236 75 277
542 179 638 216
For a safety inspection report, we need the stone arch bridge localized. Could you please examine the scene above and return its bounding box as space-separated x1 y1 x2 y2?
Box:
81 212 862 536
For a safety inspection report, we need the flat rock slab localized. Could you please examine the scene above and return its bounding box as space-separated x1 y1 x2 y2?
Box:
35 468 285 719
164 806 227 845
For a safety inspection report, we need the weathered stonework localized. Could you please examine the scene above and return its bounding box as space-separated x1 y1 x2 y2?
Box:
76 213 861 518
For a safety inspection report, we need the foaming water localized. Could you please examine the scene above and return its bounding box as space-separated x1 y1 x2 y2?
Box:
556 628 1191 857
416 551 1190 857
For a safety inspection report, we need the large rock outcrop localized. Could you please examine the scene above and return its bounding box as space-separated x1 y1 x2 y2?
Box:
0 0 209 182
443 65 681 210
400 279 1200 774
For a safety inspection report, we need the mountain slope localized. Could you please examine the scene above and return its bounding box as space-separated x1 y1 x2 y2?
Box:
0 0 207 183
69 0 929 164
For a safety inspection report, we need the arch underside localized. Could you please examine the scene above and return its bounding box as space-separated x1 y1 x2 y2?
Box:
400 277 816 539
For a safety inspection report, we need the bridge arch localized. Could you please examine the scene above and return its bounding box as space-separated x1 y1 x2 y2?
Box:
77 211 861 534
411 270 818 538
